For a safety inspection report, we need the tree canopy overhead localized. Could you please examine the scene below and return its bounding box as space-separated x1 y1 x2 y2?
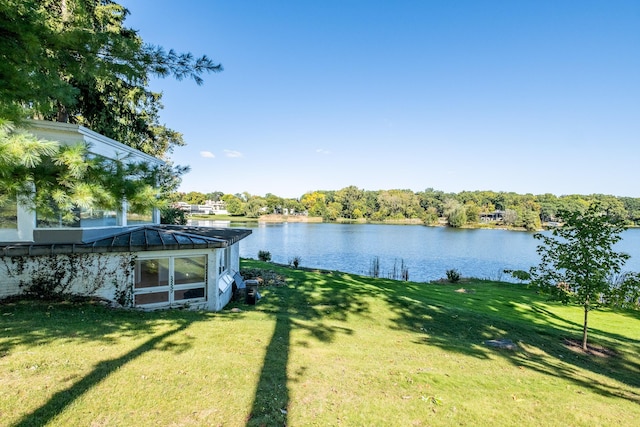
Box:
0 0 221 159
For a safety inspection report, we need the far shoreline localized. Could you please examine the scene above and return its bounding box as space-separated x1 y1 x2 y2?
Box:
190 213 543 231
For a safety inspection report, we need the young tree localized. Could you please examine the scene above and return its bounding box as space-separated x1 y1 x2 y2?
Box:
160 205 188 225
530 202 632 351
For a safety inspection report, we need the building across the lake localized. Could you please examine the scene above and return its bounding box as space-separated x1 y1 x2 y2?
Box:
175 201 229 215
479 210 506 222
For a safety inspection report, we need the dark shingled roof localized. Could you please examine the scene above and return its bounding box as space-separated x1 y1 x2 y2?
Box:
0 225 252 257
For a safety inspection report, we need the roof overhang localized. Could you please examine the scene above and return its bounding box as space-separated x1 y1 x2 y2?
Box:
25 120 165 167
0 225 252 256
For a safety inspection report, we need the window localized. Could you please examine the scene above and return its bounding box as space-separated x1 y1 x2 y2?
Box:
127 210 153 225
134 255 207 308
36 204 118 228
173 256 207 302
36 202 81 228
80 208 118 227
218 247 230 274
0 201 17 229
175 256 206 284
135 258 170 288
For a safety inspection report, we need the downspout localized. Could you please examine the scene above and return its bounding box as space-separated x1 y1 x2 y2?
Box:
208 250 218 311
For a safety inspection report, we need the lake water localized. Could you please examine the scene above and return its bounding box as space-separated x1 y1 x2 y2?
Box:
191 221 640 283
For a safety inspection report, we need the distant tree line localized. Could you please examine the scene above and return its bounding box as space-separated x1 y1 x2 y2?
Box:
173 187 640 230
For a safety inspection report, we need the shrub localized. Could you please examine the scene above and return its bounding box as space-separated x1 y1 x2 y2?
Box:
258 250 272 262
504 269 531 282
446 269 461 283
288 256 301 269
160 206 188 225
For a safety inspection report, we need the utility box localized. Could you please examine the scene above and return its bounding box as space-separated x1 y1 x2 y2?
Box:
245 279 260 305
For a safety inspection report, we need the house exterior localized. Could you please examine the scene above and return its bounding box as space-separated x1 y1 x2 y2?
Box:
175 200 229 215
0 121 251 311
479 210 506 223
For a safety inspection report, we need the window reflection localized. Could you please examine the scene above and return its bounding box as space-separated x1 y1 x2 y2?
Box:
0 201 17 229
175 256 206 285
135 258 170 288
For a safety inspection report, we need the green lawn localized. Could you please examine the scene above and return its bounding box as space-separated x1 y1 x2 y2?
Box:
1 259 639 426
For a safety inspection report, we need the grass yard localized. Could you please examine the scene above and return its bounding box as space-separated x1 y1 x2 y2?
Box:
1 259 639 426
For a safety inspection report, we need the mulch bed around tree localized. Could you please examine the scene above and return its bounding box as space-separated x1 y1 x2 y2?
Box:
563 338 617 357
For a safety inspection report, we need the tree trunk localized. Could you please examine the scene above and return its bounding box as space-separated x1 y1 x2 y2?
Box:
56 103 69 123
61 0 69 21
582 305 589 351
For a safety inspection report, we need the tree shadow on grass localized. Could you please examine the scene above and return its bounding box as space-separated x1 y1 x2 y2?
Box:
245 313 290 426
0 300 203 427
531 303 640 346
370 280 530 359
513 341 640 403
374 278 640 402
238 266 372 427
0 299 162 357
12 320 195 427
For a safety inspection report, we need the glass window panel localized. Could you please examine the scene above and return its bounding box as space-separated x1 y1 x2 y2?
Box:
134 292 169 305
175 256 206 285
135 258 170 288
80 208 117 227
174 287 206 301
0 201 17 229
36 204 81 228
218 248 229 274
127 210 153 225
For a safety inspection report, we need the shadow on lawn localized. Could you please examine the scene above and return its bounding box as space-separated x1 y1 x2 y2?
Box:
240 269 370 427
240 262 638 425
532 303 640 346
0 301 203 427
375 279 640 403
0 299 161 357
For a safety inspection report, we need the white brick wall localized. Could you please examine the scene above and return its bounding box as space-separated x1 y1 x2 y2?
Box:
0 252 136 304
1 244 243 311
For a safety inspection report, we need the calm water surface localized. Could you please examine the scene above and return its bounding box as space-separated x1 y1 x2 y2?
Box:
193 221 640 282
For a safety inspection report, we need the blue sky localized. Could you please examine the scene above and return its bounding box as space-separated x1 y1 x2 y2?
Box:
122 0 640 198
